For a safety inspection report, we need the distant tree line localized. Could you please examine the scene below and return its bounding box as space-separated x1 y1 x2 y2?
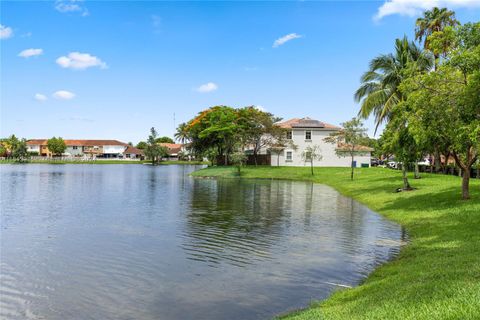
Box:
174 106 295 168
0 135 29 161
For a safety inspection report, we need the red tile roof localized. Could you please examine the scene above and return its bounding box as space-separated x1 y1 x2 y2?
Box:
27 139 129 146
276 117 341 130
124 146 144 155
159 143 183 155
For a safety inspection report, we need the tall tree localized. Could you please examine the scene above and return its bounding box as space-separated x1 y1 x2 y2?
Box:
145 127 168 165
155 136 174 144
184 106 240 165
403 23 480 199
174 123 189 144
355 37 432 132
324 118 368 180
415 7 459 51
11 138 29 162
136 141 147 149
47 137 67 157
237 106 281 166
1 135 19 157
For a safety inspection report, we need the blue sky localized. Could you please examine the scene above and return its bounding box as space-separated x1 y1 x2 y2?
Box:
1 1 479 143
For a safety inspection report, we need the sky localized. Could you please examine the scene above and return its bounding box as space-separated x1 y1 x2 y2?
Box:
1 0 479 143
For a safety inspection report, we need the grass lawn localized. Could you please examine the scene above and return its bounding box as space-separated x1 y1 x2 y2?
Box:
191 166 480 320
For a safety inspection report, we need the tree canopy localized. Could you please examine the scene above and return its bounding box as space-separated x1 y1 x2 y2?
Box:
47 137 67 156
361 11 479 199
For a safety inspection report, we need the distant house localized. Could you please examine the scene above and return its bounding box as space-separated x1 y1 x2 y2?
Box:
266 117 373 167
26 139 143 159
123 145 144 159
158 143 184 160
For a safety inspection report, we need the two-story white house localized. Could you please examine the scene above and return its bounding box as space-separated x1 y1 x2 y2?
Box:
26 139 144 159
268 117 373 167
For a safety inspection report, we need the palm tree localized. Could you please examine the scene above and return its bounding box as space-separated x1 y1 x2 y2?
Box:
415 7 458 51
174 122 189 144
355 37 432 133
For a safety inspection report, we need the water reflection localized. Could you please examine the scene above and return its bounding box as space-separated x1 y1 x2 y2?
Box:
0 165 404 320
182 179 292 267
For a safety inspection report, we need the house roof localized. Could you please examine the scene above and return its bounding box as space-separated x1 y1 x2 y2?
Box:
159 143 183 155
276 117 341 130
124 146 144 155
336 143 374 152
27 139 129 146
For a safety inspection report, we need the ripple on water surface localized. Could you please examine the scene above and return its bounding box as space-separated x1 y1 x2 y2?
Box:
0 164 404 320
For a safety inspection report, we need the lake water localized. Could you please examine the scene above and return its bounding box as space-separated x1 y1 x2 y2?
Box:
0 164 404 320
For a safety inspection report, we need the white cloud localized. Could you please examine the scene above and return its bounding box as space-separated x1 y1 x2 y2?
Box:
18 48 43 58
196 82 218 93
254 105 266 112
56 52 107 70
273 33 303 48
34 93 48 102
53 90 76 100
375 0 480 21
55 0 89 16
0 25 13 39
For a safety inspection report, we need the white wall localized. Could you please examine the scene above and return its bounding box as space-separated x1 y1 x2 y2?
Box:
103 145 126 154
65 146 83 156
27 145 40 153
270 129 371 167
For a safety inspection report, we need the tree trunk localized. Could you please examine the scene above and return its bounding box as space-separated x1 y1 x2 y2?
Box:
462 168 470 200
310 161 314 176
350 155 354 180
434 150 441 173
414 162 420 179
277 152 280 166
452 148 476 200
253 149 258 166
402 165 411 190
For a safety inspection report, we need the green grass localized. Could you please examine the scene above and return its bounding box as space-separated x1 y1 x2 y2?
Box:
191 166 480 320
0 159 207 165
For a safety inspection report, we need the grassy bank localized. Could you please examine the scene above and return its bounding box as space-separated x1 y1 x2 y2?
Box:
191 166 480 320
0 159 207 165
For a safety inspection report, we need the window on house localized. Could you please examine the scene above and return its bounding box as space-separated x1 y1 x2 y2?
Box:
73 146 78 150
286 151 292 161
286 131 292 140
305 130 312 140
305 151 312 161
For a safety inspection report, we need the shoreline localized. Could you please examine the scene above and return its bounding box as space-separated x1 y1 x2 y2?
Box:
0 160 207 165
191 166 480 320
